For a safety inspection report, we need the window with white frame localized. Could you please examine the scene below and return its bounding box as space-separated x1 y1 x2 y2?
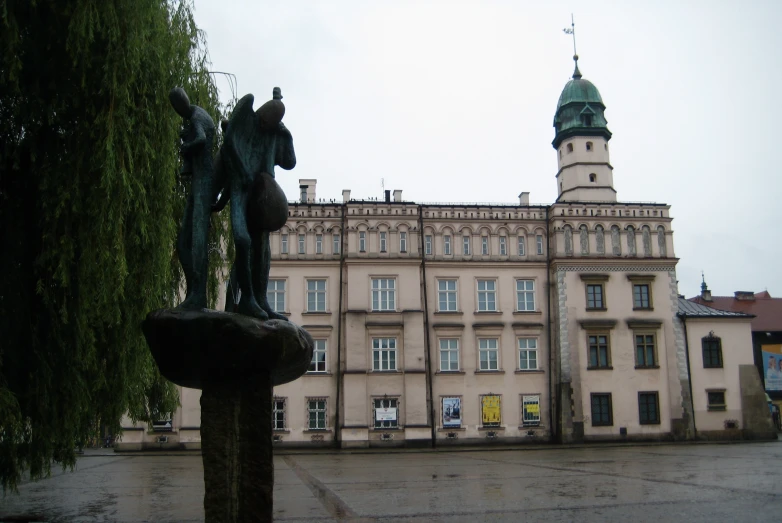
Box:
267 279 286 314
499 236 507 256
481 236 489 255
399 231 407 252
518 338 538 370
521 395 541 426
518 236 526 256
372 337 397 371
439 338 459 371
438 279 457 311
477 279 497 311
479 338 499 370
306 279 326 312
315 234 323 254
371 278 396 311
373 397 398 429
444 235 451 255
463 235 471 255
379 231 387 252
298 234 306 254
307 398 327 430
536 235 544 255
309 339 327 372
333 234 340 254
425 235 432 255
281 234 288 254
359 231 366 252
273 397 286 430
516 279 535 311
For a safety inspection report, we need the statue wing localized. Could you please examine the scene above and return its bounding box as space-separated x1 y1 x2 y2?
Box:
223 94 260 184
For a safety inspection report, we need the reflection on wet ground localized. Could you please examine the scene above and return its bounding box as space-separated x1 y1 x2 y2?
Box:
2 441 781 522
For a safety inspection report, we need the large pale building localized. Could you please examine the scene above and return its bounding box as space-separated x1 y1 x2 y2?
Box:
119 57 775 449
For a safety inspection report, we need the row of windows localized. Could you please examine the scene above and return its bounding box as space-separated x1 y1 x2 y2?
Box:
589 392 660 426
560 140 607 157
267 277 538 314
425 233 544 256
584 331 724 370
584 282 653 310
564 224 667 257
281 233 341 255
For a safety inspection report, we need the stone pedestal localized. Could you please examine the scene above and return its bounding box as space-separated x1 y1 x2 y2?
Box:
143 309 313 522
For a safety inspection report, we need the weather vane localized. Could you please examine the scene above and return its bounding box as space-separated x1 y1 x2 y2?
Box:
563 14 577 58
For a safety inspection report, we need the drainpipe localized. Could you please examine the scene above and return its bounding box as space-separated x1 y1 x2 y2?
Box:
335 203 346 446
545 205 555 442
418 206 436 448
679 316 698 440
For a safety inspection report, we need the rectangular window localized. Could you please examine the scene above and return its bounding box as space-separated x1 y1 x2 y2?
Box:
371 278 396 311
298 234 306 254
439 338 459 371
372 337 397 371
479 338 499 371
359 231 366 252
518 338 538 370
399 231 407 252
425 235 432 255
635 334 656 367
273 397 286 430
588 334 611 368
499 236 507 256
477 279 497 312
463 236 471 255
309 339 327 373
267 279 286 314
707 390 726 411
373 398 398 429
702 336 723 368
590 393 613 426
481 394 501 427
444 235 451 255
307 398 327 430
586 284 605 309
481 236 489 255
517 236 526 256
638 392 660 424
516 279 535 311
315 234 323 254
438 279 457 312
306 279 327 312
536 235 544 255
281 234 288 254
633 284 651 309
522 395 541 426
379 231 387 252
333 234 340 255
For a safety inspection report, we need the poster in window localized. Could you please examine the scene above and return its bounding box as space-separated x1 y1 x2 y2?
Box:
481 395 501 425
442 397 461 428
375 407 397 422
763 344 782 391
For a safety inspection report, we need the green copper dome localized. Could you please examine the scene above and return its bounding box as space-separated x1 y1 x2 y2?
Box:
552 57 611 149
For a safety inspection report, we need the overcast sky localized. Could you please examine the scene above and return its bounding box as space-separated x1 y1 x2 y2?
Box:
192 0 782 299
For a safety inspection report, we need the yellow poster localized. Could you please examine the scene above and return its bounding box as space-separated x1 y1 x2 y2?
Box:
525 403 540 414
481 395 501 425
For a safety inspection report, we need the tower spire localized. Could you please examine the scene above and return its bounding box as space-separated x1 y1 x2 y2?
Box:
701 271 708 292
563 14 581 79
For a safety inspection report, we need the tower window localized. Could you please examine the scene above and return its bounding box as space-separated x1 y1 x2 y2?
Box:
582 115 592 126
566 143 573 153
586 142 593 151
604 144 607 150
589 173 597 183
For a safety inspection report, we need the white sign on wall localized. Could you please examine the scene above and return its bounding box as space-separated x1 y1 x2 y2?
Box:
375 407 397 422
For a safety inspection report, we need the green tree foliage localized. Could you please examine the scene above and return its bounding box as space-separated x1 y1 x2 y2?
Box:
0 0 230 490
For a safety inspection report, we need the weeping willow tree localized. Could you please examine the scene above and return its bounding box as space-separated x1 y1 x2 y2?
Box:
0 0 231 490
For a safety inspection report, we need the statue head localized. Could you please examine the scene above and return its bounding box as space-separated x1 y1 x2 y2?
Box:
169 87 193 118
273 87 282 100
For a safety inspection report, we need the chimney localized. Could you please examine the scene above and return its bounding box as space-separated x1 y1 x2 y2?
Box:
519 192 530 205
298 178 317 203
734 291 755 301
393 189 403 202
384 189 391 203
342 189 351 203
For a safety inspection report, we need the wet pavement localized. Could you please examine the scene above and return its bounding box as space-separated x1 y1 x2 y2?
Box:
2 441 782 522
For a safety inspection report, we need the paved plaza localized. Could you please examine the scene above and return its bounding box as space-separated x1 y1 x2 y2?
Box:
2 441 782 522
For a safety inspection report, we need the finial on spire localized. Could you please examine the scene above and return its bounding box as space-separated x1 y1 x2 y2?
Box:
563 14 581 79
701 271 709 292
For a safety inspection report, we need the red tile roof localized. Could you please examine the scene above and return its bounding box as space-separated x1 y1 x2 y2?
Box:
689 292 782 332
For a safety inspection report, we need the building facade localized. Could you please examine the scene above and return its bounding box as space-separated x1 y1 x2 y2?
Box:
118 57 774 449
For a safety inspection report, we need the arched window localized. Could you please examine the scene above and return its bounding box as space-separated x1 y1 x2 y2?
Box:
611 225 621 256
579 225 589 255
589 173 597 183
642 226 652 257
559 149 562 159
626 225 636 256
566 143 573 153
586 141 593 151
657 226 667 257
595 225 605 254
563 225 573 255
